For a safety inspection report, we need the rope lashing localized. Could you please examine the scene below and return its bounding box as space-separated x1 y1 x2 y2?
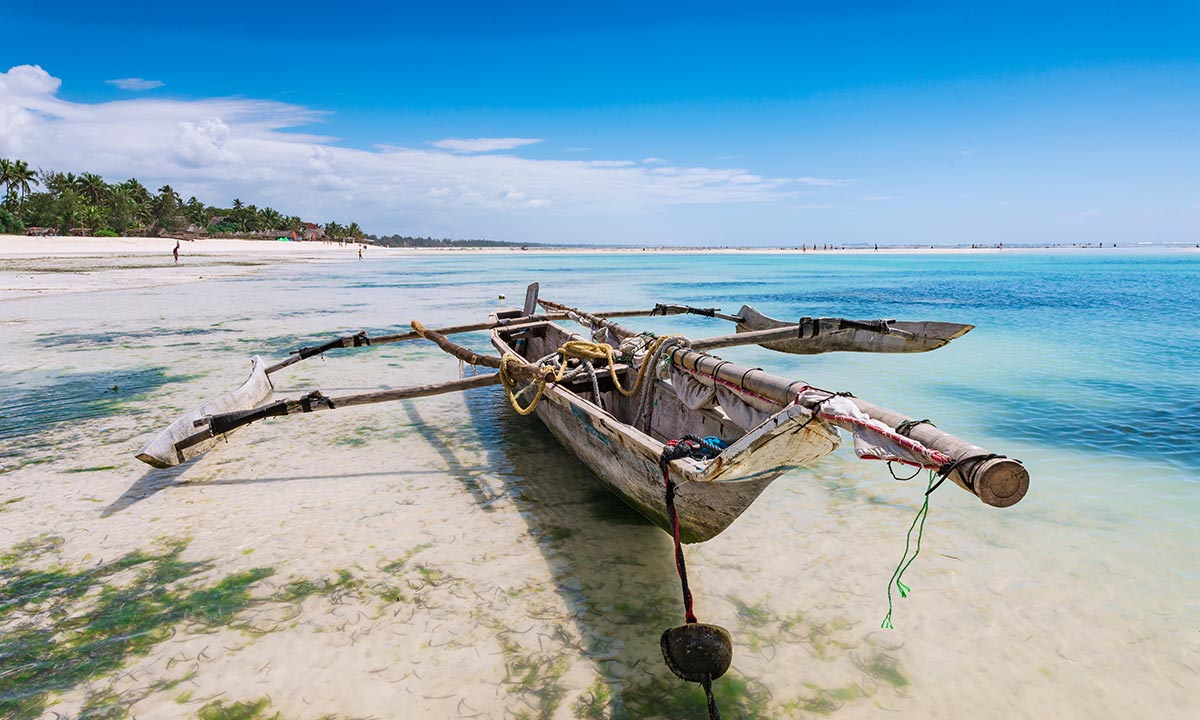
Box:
651 303 719 317
894 418 935 436
499 354 555 416
658 435 729 720
930 453 1006 495
887 416 935 480
299 390 335 412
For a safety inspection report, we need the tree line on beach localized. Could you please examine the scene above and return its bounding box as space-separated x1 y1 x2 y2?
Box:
0 158 364 241
367 234 536 248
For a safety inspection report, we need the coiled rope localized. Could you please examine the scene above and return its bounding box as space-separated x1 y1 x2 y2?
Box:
500 335 680 416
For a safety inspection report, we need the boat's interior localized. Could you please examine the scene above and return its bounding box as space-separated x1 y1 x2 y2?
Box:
494 313 749 447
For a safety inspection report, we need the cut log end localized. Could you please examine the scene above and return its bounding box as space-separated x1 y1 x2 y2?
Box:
970 458 1030 508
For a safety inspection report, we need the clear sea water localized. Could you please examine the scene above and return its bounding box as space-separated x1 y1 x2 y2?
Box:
2 248 1197 719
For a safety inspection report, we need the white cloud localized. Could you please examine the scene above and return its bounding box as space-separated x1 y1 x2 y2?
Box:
432 137 542 153
106 77 165 91
794 177 848 187
0 65 841 239
642 157 665 164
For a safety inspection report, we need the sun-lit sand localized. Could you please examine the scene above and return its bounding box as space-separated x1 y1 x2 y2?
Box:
2 238 1197 719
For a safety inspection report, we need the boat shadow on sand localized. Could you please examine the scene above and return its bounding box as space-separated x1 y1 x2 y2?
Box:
102 463 451 518
458 380 779 718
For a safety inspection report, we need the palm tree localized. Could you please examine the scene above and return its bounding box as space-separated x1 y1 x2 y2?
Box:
183 196 207 225
9 161 36 201
0 159 14 208
260 207 284 230
154 185 182 232
76 172 108 206
108 187 136 234
231 198 244 211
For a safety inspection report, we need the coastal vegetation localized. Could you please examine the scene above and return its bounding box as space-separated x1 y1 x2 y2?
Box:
368 234 541 248
0 158 363 241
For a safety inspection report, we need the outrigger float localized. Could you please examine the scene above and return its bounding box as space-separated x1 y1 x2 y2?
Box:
136 283 1028 715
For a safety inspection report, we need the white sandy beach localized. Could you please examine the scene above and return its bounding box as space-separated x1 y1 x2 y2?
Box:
1 247 1197 720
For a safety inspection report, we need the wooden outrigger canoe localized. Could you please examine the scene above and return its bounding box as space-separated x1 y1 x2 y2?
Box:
489 309 842 542
135 286 1026 543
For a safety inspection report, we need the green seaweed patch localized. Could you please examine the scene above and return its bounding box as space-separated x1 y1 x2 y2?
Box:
0 495 26 511
65 466 119 474
492 625 570 720
379 543 433 575
622 672 771 719
273 568 363 607
571 677 614 719
728 596 773 628
0 366 194 444
856 652 909 689
196 697 278 720
79 688 128 719
0 536 275 720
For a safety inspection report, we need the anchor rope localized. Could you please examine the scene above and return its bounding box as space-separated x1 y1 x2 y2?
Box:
659 436 725 720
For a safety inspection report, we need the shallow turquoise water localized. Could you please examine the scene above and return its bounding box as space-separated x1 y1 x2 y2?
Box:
2 248 1197 719
339 248 1200 476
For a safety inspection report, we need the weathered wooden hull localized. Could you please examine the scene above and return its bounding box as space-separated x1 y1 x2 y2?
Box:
491 316 839 542
136 356 274 468
736 304 973 354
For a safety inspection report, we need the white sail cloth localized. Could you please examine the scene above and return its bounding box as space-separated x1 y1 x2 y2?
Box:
669 367 942 468
796 390 940 467
669 366 777 431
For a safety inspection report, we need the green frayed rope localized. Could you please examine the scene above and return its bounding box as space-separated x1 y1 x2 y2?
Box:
881 469 937 630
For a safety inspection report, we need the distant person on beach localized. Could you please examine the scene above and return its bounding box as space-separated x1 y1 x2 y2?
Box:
358 247 363 259
173 241 179 264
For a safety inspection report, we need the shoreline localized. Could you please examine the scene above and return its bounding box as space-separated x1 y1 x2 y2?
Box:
2 234 1195 259
2 234 1193 302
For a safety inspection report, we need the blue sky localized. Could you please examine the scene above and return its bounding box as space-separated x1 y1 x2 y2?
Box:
2 1 1198 245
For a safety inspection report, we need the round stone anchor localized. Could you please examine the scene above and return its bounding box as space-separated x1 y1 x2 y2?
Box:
660 623 733 683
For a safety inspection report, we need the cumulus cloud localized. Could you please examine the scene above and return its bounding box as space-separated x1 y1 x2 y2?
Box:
0 65 843 238
107 77 165 91
432 137 542 153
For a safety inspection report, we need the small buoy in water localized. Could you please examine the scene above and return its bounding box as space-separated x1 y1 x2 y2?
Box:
660 623 733 682
498 294 506 300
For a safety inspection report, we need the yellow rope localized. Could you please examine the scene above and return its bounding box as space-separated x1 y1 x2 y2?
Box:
500 354 554 415
558 336 677 398
500 335 682 415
